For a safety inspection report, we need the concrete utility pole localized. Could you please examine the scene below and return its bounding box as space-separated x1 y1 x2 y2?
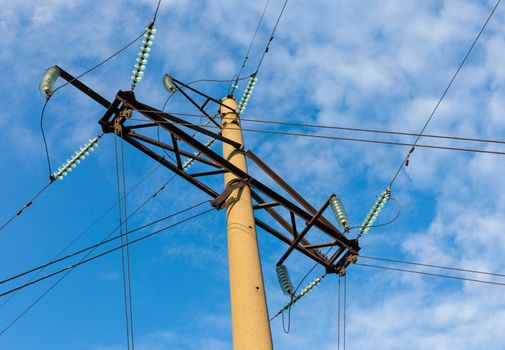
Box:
220 97 273 350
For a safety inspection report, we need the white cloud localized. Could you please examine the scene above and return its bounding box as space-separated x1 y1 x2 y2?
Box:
3 0 505 348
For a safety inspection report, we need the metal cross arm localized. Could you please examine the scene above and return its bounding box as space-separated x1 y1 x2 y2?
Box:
96 92 358 272
56 66 113 109
54 67 359 276
105 92 354 243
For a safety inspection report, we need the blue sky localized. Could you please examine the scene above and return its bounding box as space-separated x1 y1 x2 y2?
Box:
1 0 505 349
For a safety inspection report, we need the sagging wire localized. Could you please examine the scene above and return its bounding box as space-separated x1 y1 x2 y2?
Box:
348 197 401 236
39 66 60 177
328 190 399 238
35 23 151 222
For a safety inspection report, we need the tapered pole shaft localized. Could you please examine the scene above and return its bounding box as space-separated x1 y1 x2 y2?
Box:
220 97 273 350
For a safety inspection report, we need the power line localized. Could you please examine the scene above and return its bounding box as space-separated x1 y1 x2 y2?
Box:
140 111 505 146
130 117 505 156
354 262 505 287
153 0 162 21
359 255 505 279
343 274 347 350
227 127 505 156
114 135 132 350
389 0 502 187
230 0 271 95
0 173 182 335
0 199 209 287
120 135 135 350
337 276 341 350
40 99 53 177
0 182 52 235
0 206 214 299
237 118 505 146
0 160 164 309
256 0 289 74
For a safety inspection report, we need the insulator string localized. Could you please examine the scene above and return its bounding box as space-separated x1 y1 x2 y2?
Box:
237 74 258 115
276 264 295 296
358 187 391 237
330 195 350 231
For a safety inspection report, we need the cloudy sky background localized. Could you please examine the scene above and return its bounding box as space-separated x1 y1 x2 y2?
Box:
1 0 505 349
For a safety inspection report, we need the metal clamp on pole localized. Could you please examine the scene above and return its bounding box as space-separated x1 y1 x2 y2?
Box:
210 179 247 210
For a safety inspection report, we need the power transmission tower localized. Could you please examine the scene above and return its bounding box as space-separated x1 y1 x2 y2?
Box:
50 66 360 348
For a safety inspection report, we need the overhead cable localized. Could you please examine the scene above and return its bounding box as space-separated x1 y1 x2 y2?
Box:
256 0 289 73
132 111 505 146
0 199 210 287
0 172 181 335
389 0 502 186
359 255 505 279
0 160 164 309
114 135 132 350
230 0 271 95
0 206 214 299
129 117 505 156
355 262 505 287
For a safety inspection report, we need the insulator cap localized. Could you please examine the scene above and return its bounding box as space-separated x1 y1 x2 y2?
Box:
163 74 178 93
330 195 350 230
39 66 61 98
276 264 295 296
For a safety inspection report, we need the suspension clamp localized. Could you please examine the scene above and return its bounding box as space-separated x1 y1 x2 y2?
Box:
211 179 247 209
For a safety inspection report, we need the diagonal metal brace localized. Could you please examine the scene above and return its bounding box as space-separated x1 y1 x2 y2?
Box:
276 194 334 266
211 179 247 210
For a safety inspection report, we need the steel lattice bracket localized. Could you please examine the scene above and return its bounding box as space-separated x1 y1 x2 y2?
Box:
57 66 360 274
